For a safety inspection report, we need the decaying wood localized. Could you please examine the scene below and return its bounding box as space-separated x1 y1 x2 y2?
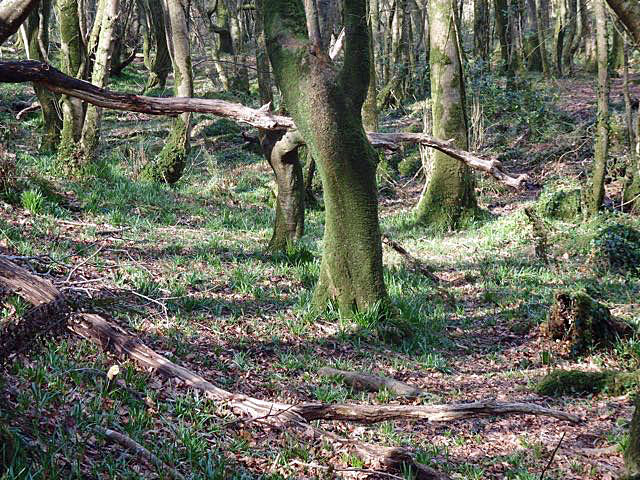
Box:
0 257 581 478
319 366 428 398
16 101 40 119
0 60 527 189
95 426 186 480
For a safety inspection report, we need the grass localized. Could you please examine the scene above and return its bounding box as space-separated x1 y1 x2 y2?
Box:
1 67 640 480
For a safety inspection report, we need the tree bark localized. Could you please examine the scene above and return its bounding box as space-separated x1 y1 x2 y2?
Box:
494 0 513 75
23 0 60 151
142 0 193 184
561 0 577 75
589 0 609 215
0 0 41 45
143 0 171 91
79 0 120 163
534 0 550 76
416 0 478 231
605 0 640 46
55 0 86 163
264 0 387 315
474 0 490 63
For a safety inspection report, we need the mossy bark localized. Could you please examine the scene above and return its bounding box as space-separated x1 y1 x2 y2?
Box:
561 0 577 75
494 0 513 75
625 396 640 479
79 0 120 164
524 0 542 72
362 0 379 132
143 0 192 184
264 0 388 315
534 0 551 77
24 0 61 152
415 0 477 231
474 0 490 62
56 0 87 166
589 0 609 216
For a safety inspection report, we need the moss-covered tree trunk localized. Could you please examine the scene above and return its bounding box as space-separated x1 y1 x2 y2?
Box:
535 0 551 77
623 80 640 213
142 0 193 183
263 0 387 315
553 0 566 76
143 0 171 91
56 0 86 163
494 0 513 75
625 396 640 479
229 1 249 94
79 0 120 163
589 0 609 215
524 0 542 71
415 0 477 231
24 0 61 152
363 0 379 132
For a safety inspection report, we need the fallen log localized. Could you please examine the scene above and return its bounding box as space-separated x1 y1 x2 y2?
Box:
0 60 527 189
319 366 428 398
0 257 581 478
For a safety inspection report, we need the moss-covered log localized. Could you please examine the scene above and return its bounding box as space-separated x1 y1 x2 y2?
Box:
626 396 640 479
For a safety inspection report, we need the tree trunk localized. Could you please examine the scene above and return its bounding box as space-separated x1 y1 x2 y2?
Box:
56 0 86 164
363 0 379 131
0 0 41 45
494 0 512 75
524 0 542 71
142 0 193 183
589 0 609 215
609 26 624 73
263 0 388 315
24 0 61 152
604 0 640 45
561 0 577 75
415 0 478 231
263 131 305 251
143 0 171 91
534 0 550 76
79 0 120 163
553 0 566 76
229 1 249 94
625 396 640 479
474 0 490 63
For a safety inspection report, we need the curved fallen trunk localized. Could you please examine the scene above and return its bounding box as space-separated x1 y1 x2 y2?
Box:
0 60 528 189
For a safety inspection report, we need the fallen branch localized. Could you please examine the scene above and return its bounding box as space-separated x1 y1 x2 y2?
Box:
382 234 440 283
0 258 581 479
94 426 186 480
0 60 526 189
16 101 40 119
318 367 428 398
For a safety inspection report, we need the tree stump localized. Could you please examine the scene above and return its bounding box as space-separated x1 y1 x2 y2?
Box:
543 290 632 354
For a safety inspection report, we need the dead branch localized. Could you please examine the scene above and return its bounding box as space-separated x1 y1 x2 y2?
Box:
0 60 526 189
318 367 428 398
381 234 440 283
16 102 40 119
94 426 186 480
0 257 581 479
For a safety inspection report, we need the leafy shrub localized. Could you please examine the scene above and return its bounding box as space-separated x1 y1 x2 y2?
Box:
590 223 640 275
536 181 583 220
398 152 421 177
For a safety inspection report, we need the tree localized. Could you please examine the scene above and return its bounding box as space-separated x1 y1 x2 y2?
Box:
0 0 41 45
474 0 490 63
22 0 61 151
415 0 478 230
262 0 388 314
589 0 609 215
142 0 172 91
141 0 193 183
605 0 640 45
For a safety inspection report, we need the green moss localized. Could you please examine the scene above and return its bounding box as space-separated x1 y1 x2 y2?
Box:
140 118 188 184
537 181 583 220
535 369 640 396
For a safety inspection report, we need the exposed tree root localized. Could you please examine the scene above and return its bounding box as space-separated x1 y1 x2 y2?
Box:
0 60 527 189
0 257 582 479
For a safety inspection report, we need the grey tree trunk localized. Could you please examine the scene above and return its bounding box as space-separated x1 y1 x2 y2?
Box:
79 0 120 162
605 0 640 45
589 0 609 215
142 0 193 183
415 0 478 231
143 0 172 91
0 0 41 45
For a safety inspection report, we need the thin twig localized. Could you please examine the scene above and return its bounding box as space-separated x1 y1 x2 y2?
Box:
65 245 105 283
539 431 565 480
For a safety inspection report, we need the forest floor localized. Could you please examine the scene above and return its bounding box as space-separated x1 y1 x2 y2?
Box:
1 61 640 480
